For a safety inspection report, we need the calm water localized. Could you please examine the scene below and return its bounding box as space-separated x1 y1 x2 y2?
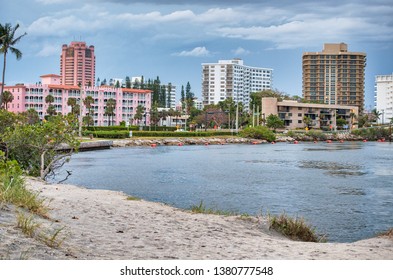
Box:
52 142 393 242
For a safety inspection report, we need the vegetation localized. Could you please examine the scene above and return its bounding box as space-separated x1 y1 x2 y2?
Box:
0 22 27 107
190 200 236 216
351 127 390 140
239 126 276 142
0 151 47 216
268 212 325 242
2 114 80 179
266 114 284 131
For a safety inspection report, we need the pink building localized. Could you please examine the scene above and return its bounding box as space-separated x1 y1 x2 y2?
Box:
5 74 151 126
60 41 95 86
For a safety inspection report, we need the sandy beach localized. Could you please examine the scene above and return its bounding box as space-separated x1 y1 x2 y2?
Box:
1 177 392 260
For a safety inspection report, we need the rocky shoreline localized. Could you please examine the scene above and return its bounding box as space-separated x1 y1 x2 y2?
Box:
111 133 381 147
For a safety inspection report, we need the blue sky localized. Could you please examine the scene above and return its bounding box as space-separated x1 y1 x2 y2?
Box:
1 0 392 110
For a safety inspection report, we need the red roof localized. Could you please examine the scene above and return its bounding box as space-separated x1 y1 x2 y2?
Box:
121 88 152 93
40 74 61 78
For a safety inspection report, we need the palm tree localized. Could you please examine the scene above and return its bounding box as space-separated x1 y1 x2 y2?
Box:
349 111 357 129
45 94 56 116
0 23 27 107
1 90 13 110
105 98 116 126
371 108 382 124
83 95 95 127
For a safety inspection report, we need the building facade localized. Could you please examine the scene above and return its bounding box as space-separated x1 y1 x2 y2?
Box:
261 97 358 130
302 43 366 113
5 75 151 126
60 41 96 86
202 59 273 111
374 74 393 124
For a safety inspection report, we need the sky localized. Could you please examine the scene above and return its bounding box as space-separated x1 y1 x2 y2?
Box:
1 0 392 110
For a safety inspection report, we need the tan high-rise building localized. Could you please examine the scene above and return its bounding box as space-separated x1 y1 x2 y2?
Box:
302 43 366 113
60 41 95 86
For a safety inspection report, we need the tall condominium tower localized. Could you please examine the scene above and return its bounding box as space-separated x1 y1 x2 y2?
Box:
374 74 393 124
202 59 273 111
60 41 95 86
302 43 366 113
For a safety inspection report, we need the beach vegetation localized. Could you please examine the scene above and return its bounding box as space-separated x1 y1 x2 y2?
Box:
38 226 66 248
190 200 236 216
239 126 276 142
16 211 40 237
2 114 80 179
0 151 47 216
268 212 326 242
377 228 393 238
126 195 141 201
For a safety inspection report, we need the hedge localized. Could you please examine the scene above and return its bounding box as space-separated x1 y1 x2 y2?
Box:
84 130 234 138
83 130 129 139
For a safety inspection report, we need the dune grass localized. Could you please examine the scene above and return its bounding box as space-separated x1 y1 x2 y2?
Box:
190 200 237 216
268 212 326 242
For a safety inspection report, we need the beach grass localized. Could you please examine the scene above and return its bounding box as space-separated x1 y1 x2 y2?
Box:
0 163 48 217
16 211 40 237
268 212 326 242
126 195 141 201
190 200 237 216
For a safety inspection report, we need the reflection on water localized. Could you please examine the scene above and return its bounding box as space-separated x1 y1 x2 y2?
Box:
53 142 393 242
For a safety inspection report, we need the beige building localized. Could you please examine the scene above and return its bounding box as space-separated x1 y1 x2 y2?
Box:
60 41 96 86
261 97 358 130
302 43 366 113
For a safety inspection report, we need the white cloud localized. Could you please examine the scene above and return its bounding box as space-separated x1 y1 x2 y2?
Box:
37 44 60 57
232 47 250 56
173 47 210 57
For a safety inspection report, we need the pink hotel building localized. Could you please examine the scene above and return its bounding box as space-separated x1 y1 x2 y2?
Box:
4 41 151 126
5 74 151 126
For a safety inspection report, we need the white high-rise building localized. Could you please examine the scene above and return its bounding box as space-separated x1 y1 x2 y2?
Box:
202 59 273 111
375 74 393 124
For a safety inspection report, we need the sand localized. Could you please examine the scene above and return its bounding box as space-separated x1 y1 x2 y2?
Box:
1 177 392 260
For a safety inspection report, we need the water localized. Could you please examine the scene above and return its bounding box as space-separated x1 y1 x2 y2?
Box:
52 142 393 242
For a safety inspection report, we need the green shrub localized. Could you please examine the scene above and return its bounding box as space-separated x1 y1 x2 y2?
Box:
239 126 276 142
305 130 327 140
129 131 233 137
351 127 390 140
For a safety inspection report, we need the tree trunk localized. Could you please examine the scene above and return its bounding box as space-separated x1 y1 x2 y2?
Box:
0 52 7 108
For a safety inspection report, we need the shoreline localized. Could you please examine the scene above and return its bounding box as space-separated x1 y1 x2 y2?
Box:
1 178 392 260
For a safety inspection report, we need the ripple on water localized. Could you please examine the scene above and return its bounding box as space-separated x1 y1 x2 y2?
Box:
299 160 366 177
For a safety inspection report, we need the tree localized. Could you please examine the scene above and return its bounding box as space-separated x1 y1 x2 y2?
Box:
167 83 172 108
266 114 285 131
134 105 144 125
2 114 80 179
371 108 382 123
105 98 116 126
20 108 40 125
336 118 348 130
45 94 56 116
0 23 27 107
125 76 131 88
180 85 185 111
67 97 78 115
115 80 120 88
1 90 13 110
83 95 94 128
303 116 313 129
349 111 357 129
184 82 194 114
